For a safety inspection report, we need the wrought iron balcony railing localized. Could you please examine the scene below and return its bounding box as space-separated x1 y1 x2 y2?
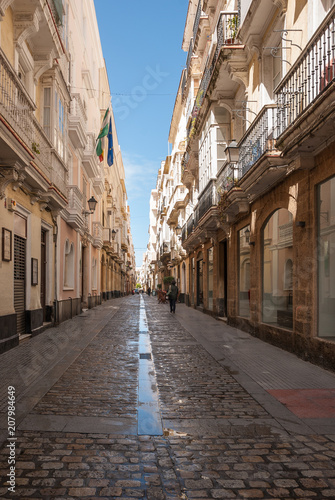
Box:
0 48 35 146
217 163 242 195
193 0 202 40
194 179 218 228
238 105 277 177
275 7 335 137
160 242 171 257
186 38 194 74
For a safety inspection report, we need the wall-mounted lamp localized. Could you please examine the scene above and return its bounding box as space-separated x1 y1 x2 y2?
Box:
244 227 250 243
225 139 239 164
111 229 117 240
83 196 98 215
175 224 182 236
296 221 305 228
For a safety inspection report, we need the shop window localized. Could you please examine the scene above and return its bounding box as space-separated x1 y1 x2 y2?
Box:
207 247 214 311
318 176 335 337
262 209 293 329
239 226 251 318
64 240 74 289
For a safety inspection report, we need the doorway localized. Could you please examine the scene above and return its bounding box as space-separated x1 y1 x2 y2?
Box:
197 252 204 307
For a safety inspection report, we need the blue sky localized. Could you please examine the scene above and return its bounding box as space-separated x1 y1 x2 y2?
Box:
94 1 188 266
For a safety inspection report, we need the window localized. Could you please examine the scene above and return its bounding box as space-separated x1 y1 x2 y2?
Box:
43 85 67 160
64 240 74 289
43 88 51 138
207 247 214 311
263 209 293 329
318 177 335 338
55 90 65 158
239 226 251 318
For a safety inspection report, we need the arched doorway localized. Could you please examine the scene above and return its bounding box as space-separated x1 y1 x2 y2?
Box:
262 208 293 329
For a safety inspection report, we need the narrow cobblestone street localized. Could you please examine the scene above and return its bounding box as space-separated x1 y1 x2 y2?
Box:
1 295 335 499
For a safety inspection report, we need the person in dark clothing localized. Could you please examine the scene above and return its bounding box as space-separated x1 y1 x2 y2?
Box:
167 280 178 313
147 287 151 297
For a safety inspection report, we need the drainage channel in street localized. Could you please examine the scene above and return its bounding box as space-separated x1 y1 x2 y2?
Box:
137 295 163 435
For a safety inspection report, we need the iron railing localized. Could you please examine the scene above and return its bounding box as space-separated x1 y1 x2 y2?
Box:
194 179 218 228
160 242 171 257
0 48 35 145
238 105 277 177
181 69 187 98
217 163 242 194
276 7 335 136
186 38 194 74
193 0 202 40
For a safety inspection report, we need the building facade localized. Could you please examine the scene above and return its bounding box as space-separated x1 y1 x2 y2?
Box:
144 0 335 370
0 0 135 353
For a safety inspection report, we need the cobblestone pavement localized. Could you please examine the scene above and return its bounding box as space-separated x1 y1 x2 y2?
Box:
0 295 334 499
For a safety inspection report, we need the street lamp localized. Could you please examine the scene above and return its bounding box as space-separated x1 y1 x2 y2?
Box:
83 196 98 215
175 224 182 236
225 140 239 164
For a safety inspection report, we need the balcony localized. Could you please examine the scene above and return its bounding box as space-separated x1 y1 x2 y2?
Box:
69 94 87 149
103 227 112 248
0 48 68 208
217 163 241 196
64 185 84 229
160 242 171 258
167 185 188 225
83 133 99 179
181 214 195 244
187 11 243 144
0 48 35 148
275 6 335 156
194 179 218 229
186 38 194 74
92 222 103 248
193 0 210 52
93 175 104 196
237 105 285 200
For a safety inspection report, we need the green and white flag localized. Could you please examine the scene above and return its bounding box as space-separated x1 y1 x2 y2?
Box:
96 108 109 161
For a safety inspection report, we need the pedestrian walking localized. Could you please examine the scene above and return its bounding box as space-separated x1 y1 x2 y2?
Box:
166 280 178 313
147 286 151 297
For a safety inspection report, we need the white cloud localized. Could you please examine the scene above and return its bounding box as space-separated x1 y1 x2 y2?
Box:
122 151 159 201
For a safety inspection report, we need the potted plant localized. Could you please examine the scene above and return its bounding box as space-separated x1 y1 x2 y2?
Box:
226 15 238 44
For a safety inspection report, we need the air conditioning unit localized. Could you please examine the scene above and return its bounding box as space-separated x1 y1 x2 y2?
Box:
6 198 17 211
